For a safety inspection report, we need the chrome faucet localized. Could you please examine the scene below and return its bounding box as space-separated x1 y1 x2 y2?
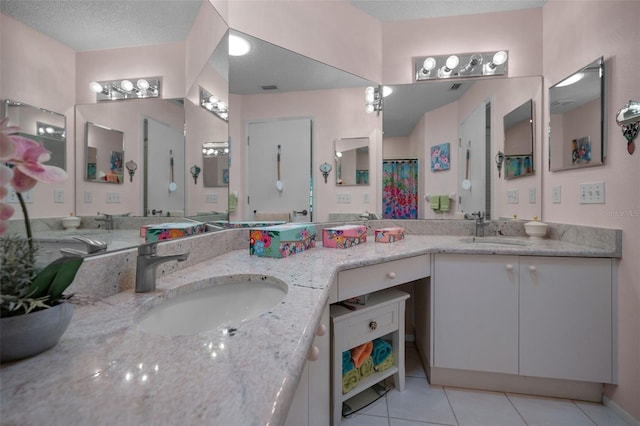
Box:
135 242 189 293
95 212 113 230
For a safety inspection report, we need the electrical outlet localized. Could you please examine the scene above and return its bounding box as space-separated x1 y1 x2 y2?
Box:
54 189 64 203
507 189 519 204
336 193 351 204
579 182 605 204
206 194 218 203
4 188 33 203
552 185 562 204
363 193 369 204
106 192 120 203
84 191 93 203
528 187 536 204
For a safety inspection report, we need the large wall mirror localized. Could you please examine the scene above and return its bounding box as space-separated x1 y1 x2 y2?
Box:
202 142 229 187
549 57 605 171
335 137 369 185
2 99 66 171
503 99 534 180
85 122 125 183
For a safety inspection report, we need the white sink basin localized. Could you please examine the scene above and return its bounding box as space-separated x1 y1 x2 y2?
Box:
459 237 529 246
135 274 288 336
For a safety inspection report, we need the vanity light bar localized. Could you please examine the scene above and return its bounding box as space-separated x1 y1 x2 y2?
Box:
200 87 229 121
414 51 508 82
90 78 161 102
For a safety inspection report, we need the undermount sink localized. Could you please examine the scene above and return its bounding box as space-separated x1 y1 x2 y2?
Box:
459 237 529 246
135 274 288 336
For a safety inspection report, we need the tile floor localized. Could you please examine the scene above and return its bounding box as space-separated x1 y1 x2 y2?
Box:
341 343 630 426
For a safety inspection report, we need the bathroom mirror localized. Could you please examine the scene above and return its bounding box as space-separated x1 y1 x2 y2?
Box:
2 99 66 171
549 57 605 171
84 122 125 183
335 137 370 185
503 99 534 180
202 142 229 187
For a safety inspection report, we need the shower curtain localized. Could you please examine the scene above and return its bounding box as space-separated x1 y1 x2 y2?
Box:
382 159 418 219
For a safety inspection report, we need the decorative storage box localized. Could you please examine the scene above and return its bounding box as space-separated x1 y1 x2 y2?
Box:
249 223 316 258
322 225 367 249
375 227 405 243
144 222 207 243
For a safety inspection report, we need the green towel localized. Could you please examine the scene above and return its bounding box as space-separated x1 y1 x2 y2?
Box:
342 368 361 394
359 356 374 378
430 196 440 211
374 352 394 372
439 195 450 212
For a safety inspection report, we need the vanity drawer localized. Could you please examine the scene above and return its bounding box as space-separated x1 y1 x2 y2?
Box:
337 254 430 301
334 302 399 350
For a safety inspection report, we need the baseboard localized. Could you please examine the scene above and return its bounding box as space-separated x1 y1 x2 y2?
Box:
603 395 640 426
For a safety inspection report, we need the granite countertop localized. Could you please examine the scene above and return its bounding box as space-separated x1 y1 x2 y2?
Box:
0 234 619 425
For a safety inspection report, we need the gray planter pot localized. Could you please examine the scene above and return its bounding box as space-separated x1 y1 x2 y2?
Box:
0 303 73 363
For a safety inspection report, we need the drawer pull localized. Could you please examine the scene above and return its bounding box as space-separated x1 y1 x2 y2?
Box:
307 345 320 361
387 272 396 279
316 323 327 336
369 321 378 331
506 264 513 271
529 265 537 272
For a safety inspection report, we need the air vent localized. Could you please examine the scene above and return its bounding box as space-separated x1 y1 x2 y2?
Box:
449 83 463 90
261 85 278 91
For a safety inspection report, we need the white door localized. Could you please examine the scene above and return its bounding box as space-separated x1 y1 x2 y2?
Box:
145 118 185 216
247 118 312 222
458 102 488 216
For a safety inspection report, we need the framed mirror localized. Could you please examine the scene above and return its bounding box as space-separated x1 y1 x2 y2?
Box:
202 142 229 187
503 99 534 180
2 99 66 171
85 122 124 183
334 137 370 185
549 57 605 171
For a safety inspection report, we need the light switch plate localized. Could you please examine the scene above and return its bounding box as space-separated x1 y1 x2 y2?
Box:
84 191 93 203
528 187 536 204
206 194 218 203
579 182 605 204
552 186 562 204
54 189 64 203
507 189 519 204
106 192 120 203
336 193 351 203
5 188 33 203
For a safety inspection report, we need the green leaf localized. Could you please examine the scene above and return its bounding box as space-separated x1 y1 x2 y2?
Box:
28 256 84 302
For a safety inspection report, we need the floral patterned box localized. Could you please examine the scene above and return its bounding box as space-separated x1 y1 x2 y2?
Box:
144 222 207 243
374 227 405 243
249 223 316 258
322 225 367 249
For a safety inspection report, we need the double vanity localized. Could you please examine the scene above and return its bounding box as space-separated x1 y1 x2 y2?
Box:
0 220 621 426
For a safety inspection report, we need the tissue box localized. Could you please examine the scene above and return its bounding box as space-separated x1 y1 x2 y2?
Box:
375 227 405 243
250 223 316 258
144 222 207 242
322 225 367 249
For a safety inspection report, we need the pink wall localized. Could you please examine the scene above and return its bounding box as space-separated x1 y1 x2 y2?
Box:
381 8 543 85
230 87 381 222
550 99 601 170
1 14 76 219
542 1 640 419
226 0 382 84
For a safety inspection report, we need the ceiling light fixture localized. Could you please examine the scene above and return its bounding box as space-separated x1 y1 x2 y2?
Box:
89 77 160 101
229 34 251 56
555 72 584 87
414 50 508 82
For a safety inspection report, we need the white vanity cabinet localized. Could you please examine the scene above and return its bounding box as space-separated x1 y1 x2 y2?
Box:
519 256 613 383
433 254 519 374
285 301 331 426
432 254 614 384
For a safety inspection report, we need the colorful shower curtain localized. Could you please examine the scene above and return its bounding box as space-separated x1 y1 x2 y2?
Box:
382 159 418 219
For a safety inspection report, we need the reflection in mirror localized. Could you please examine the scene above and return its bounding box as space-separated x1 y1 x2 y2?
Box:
549 57 605 171
503 99 534 180
85 122 124 184
202 142 229 187
2 99 66 170
334 137 369 185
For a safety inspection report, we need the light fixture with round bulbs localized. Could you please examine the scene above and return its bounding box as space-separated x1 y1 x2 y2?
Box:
120 80 134 92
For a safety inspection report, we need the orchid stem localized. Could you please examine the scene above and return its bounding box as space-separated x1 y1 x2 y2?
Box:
16 192 33 252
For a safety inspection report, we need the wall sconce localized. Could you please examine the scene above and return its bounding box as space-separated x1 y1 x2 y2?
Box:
36 121 65 140
319 162 332 183
415 51 508 81
202 142 229 157
125 160 137 182
616 100 640 155
190 165 201 184
495 151 505 178
365 86 383 115
200 87 229 121
89 78 160 101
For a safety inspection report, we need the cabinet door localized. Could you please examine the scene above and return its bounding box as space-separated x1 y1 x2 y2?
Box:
519 256 612 383
433 254 519 374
